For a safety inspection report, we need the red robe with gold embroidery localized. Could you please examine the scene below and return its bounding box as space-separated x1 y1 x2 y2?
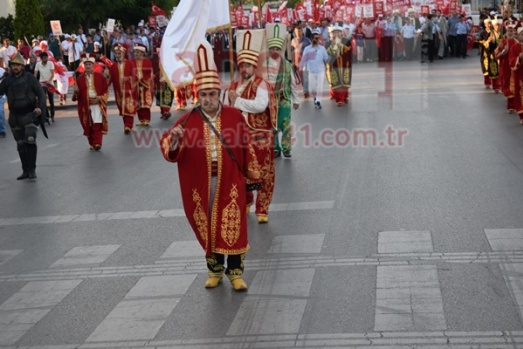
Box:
131 58 154 109
160 106 259 257
497 37 517 99
76 72 109 136
229 76 278 216
509 42 523 115
108 59 137 117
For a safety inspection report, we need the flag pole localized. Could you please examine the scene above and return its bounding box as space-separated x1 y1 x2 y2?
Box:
258 0 263 28
228 0 235 84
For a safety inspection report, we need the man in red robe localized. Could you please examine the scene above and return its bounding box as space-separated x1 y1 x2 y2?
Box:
509 27 523 125
496 20 519 114
105 43 137 134
73 53 109 150
132 43 154 126
227 29 278 224
160 41 259 291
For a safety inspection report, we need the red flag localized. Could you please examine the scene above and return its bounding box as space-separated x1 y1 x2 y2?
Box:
151 2 167 16
99 55 114 68
40 82 63 97
266 5 273 23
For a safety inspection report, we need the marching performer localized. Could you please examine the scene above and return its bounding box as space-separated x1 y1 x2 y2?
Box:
264 23 299 159
508 27 523 125
479 18 502 91
325 24 352 106
73 53 109 150
226 29 278 223
495 20 518 113
151 31 174 119
160 40 260 291
131 43 154 126
105 43 137 134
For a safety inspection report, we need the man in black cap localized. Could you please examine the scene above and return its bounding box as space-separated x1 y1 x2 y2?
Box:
0 52 47 180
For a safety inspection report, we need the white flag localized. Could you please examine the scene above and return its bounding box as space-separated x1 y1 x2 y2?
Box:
160 0 230 89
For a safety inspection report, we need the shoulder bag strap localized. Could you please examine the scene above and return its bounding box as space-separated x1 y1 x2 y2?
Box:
196 107 245 176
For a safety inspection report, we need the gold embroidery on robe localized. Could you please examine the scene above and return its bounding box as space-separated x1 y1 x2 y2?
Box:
192 189 208 244
221 184 241 246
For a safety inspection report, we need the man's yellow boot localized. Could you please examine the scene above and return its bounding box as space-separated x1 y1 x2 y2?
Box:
257 214 268 223
204 272 223 288
228 275 248 292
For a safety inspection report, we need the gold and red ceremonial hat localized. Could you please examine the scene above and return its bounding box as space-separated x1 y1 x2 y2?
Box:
266 23 286 50
113 43 127 52
194 40 220 93
81 53 96 63
133 42 147 52
236 29 264 67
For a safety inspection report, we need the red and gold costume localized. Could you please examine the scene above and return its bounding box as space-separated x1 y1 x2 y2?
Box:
326 33 352 105
229 76 278 219
496 33 518 112
131 43 154 126
107 44 137 132
160 105 258 257
509 36 523 124
76 69 109 149
151 34 174 119
480 21 502 91
230 29 278 222
160 40 259 291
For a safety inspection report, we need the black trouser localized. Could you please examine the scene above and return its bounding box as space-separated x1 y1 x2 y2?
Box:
421 39 428 62
9 113 38 174
206 252 245 277
456 34 467 58
448 35 457 57
404 38 414 60
42 86 55 119
427 38 435 62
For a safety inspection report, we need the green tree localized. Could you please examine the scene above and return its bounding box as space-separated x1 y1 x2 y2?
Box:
0 15 15 40
13 0 45 40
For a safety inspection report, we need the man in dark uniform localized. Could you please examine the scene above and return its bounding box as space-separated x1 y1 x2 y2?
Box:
0 53 46 180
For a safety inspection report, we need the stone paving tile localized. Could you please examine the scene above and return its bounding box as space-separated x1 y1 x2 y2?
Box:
378 231 433 254
227 298 308 335
375 265 446 332
0 250 22 266
50 245 121 268
0 280 82 345
266 234 325 254
86 275 196 342
158 240 202 259
248 269 315 297
486 229 523 251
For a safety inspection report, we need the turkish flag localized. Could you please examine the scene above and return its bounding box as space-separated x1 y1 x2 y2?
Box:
266 5 273 23
99 55 113 68
148 16 157 28
151 2 167 16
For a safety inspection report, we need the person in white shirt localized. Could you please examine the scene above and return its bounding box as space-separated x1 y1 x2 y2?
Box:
402 18 416 60
0 38 18 68
62 34 83 71
34 52 55 122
